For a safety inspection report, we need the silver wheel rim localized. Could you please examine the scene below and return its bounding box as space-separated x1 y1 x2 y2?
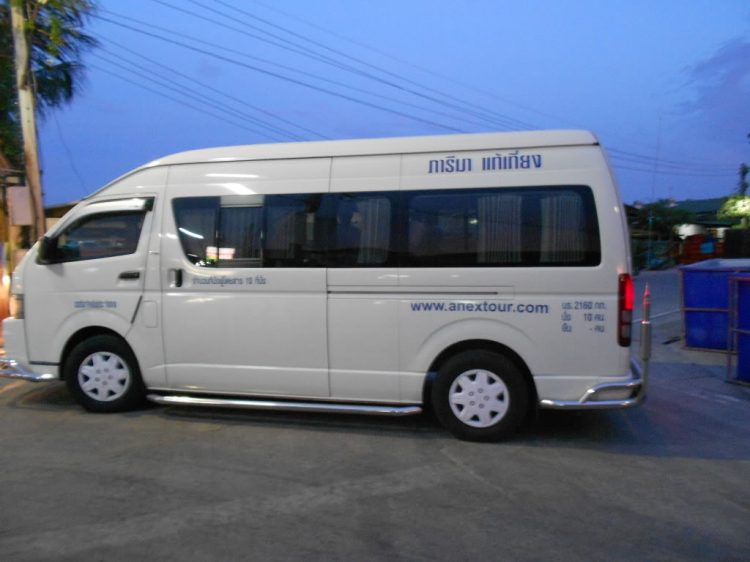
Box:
78 352 131 402
449 369 509 428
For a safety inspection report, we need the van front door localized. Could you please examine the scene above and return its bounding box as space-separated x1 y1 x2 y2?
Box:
160 187 330 398
24 197 155 364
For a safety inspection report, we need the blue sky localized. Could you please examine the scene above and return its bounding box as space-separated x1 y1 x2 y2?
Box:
37 0 750 206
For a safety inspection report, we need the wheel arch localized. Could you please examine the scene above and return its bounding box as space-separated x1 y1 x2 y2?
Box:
422 339 538 413
59 326 129 380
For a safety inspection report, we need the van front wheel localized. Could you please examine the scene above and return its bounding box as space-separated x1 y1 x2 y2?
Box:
432 351 528 442
64 335 145 413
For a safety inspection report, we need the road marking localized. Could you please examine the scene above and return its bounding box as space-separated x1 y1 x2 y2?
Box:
0 381 25 395
634 308 680 324
681 390 747 405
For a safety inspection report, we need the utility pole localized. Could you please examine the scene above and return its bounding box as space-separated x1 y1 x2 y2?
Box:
11 1 46 242
0 153 21 316
647 116 663 269
0 156 20 273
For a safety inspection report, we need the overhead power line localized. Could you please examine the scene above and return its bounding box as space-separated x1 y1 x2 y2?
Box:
52 112 89 196
89 63 290 141
90 48 308 142
607 148 736 172
242 0 551 128
96 36 326 141
206 0 537 131
94 21 491 133
93 13 469 133
152 0 530 132
95 2 740 181
241 0 736 170
611 163 735 178
609 154 736 174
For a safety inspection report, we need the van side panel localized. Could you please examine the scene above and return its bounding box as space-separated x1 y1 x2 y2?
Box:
396 146 630 403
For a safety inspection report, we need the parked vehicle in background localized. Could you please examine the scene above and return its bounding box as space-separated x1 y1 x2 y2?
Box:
0 130 644 441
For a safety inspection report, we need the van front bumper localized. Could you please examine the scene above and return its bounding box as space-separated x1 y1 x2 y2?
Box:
0 358 58 383
538 359 645 410
1 317 58 383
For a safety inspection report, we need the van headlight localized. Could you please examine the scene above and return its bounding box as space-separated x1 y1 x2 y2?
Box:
10 294 24 319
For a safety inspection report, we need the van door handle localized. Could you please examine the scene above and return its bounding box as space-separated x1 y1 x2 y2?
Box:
168 268 183 288
119 271 140 280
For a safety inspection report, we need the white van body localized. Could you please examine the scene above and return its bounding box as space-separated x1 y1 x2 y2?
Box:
1 131 643 440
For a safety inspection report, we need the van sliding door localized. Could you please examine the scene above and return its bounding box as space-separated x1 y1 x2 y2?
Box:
327 155 403 403
160 159 330 397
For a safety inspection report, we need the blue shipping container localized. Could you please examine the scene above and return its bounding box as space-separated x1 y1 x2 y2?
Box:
681 259 750 350
733 279 750 382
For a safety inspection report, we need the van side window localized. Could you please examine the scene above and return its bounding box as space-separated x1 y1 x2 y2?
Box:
265 194 331 267
172 197 220 266
172 187 598 268
404 186 599 267
172 195 328 268
56 212 146 262
331 193 395 267
217 203 263 267
408 192 480 267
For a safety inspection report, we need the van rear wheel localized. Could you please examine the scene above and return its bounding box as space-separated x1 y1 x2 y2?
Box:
432 351 528 442
64 335 145 413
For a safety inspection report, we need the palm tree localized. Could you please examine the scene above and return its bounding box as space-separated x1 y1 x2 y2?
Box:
0 0 97 170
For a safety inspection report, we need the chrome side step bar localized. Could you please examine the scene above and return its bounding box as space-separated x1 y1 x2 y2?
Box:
538 359 645 410
0 358 58 382
146 394 422 417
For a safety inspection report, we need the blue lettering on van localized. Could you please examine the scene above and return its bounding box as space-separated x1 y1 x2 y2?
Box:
428 156 473 174
427 153 544 174
409 301 549 314
191 275 268 287
192 276 245 286
481 152 543 171
75 300 117 309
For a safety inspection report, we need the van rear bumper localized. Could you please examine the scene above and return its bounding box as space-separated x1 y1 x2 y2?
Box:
538 359 645 410
0 358 58 382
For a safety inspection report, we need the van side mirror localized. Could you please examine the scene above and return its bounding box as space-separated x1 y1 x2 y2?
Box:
37 236 57 264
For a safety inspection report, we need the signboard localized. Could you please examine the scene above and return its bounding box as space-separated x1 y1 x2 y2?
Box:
7 185 32 226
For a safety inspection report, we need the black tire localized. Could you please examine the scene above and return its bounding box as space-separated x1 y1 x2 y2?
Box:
431 350 528 442
64 335 146 413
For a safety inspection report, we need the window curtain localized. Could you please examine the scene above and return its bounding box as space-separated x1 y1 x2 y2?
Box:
478 194 522 264
266 206 300 260
221 206 261 260
540 194 584 263
357 198 391 264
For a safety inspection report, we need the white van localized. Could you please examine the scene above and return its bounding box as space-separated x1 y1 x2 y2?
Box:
0 131 643 441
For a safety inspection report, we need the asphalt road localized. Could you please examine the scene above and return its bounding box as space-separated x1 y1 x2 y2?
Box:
1 371 748 562
1 269 748 561
634 268 681 322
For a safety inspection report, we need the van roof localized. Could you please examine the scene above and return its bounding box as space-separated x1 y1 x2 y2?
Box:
144 130 598 167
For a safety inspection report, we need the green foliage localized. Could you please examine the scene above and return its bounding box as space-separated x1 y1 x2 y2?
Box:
0 0 98 168
631 199 695 238
718 194 750 223
0 4 21 167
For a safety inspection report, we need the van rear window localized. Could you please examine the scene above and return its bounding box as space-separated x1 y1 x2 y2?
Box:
404 186 600 267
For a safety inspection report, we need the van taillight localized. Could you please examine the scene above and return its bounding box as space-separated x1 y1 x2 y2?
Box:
618 274 633 347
